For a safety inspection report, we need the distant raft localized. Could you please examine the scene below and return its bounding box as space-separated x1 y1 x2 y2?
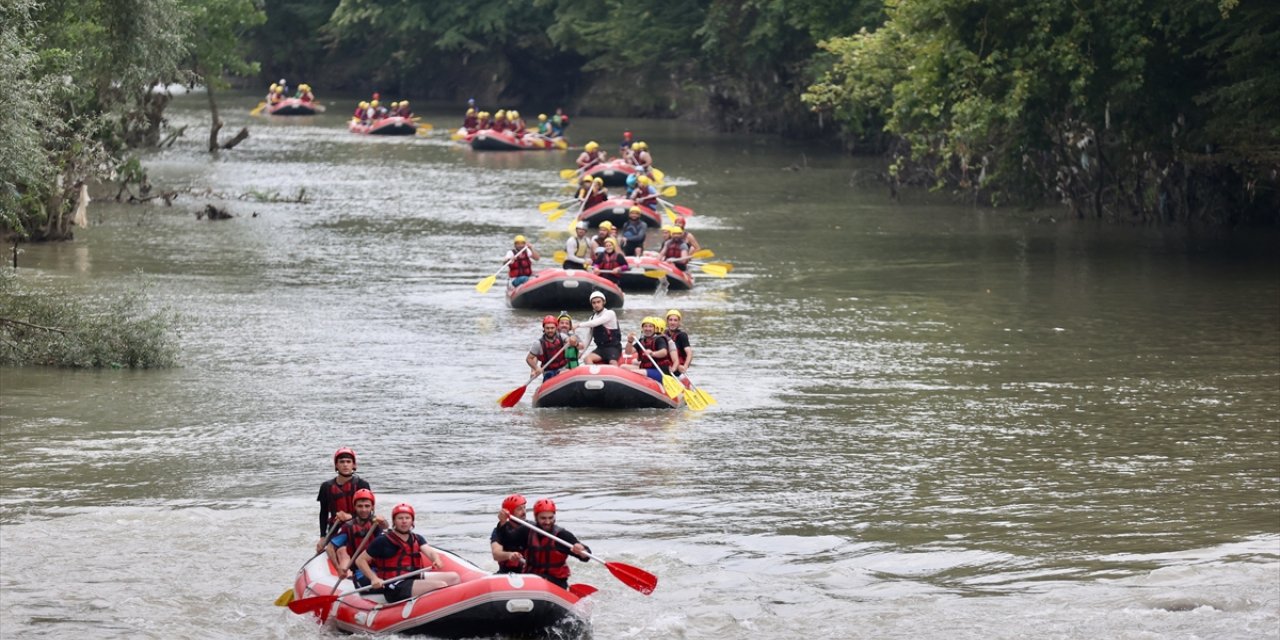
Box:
267 98 320 116
349 116 417 136
617 255 694 292
507 269 625 310
533 365 682 409
577 198 663 229
471 130 566 151
582 159 637 187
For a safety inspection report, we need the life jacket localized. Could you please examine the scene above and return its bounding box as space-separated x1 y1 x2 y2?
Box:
353 107 364 118
633 188 658 207
638 333 672 370
539 334 567 370
586 190 608 207
526 525 571 580
663 240 688 261
370 531 426 578
590 313 621 348
492 119 507 132
665 328 690 364
509 248 532 277
342 517 384 556
324 475 361 524
495 523 526 570
595 250 625 274
572 237 589 260
464 115 478 130
578 150 603 168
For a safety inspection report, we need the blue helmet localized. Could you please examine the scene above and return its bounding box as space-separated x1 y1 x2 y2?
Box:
626 174 638 188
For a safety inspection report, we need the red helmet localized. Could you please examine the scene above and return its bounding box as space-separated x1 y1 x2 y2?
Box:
333 447 357 469
391 503 415 522
675 216 687 228
542 315 558 328
624 130 632 139
502 494 527 512
353 488 375 505
533 498 556 514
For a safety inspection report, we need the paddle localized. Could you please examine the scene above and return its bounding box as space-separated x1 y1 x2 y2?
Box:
450 130 468 141
651 167 665 182
547 209 567 222
631 339 685 400
696 262 730 277
506 513 657 595
656 198 694 217
287 567 433 615
498 339 573 407
416 122 434 131
559 168 580 179
660 185 677 197
540 199 575 212
476 246 530 294
250 101 267 116
684 376 717 406
568 584 599 597
274 519 344 606
319 523 380 622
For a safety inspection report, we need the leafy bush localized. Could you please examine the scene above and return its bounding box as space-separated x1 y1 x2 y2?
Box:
0 270 179 368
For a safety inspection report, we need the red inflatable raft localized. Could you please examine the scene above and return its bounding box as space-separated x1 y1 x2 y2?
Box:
507 269 624 310
291 548 590 638
582 159 636 187
471 130 566 151
534 365 682 409
617 255 694 292
578 198 663 229
349 116 417 136
266 98 320 116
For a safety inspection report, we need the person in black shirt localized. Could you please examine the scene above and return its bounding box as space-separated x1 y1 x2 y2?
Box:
316 447 371 543
491 494 530 573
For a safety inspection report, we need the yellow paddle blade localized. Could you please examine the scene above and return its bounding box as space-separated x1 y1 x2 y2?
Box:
553 250 568 264
567 219 579 234
652 167 665 182
539 200 564 212
698 264 729 278
661 375 685 400
643 270 668 279
559 168 578 179
416 122 434 131
698 387 717 405
690 249 714 260
274 588 295 606
450 131 466 141
249 101 266 116
475 273 499 294
706 261 733 272
661 185 677 197
684 391 706 411
663 205 678 223
555 139 569 150
547 209 566 222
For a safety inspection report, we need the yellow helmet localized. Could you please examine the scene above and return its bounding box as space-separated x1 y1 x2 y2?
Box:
390 101 399 108
593 177 604 186
581 175 593 183
495 110 506 118
604 237 617 247
666 309 682 321
270 83 278 91
479 111 490 118
628 206 642 215
631 142 642 150
638 141 648 150
585 141 599 152
638 176 651 186
359 101 369 108
671 228 685 236
509 110 519 119
466 108 475 116
538 113 547 121
370 100 379 107
662 225 678 233
300 83 310 91
641 316 658 328
599 221 614 230
514 234 527 244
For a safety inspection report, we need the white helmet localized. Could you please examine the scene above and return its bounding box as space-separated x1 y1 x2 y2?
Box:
575 221 588 230
589 291 606 302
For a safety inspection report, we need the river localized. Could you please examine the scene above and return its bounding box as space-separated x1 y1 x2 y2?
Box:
1 91 1277 639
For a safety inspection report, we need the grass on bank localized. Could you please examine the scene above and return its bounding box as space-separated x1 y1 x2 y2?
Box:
0 270 178 368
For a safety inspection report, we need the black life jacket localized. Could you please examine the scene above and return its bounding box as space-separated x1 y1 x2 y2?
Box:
665 328 690 363
539 334 567 370
526 525 571 580
371 531 426 579
590 313 621 348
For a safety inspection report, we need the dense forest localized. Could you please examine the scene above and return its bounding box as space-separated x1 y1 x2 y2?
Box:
3 0 1277 242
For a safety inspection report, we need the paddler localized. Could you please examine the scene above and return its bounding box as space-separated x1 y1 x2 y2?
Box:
578 291 622 365
526 315 574 381
499 498 590 590
576 141 605 171
492 494 530 573
661 228 691 272
326 488 386 580
563 222 594 271
316 447 371 543
592 238 630 284
624 317 679 381
504 235 539 288
664 309 693 377
354 503 460 602
621 206 647 256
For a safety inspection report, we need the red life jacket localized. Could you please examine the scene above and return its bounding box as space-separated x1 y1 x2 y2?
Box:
586 190 608 207
526 526 572 580
463 115 478 130
370 531 427 578
509 249 532 277
342 517 384 556
579 150 603 168
539 334 567 370
663 240 688 261
638 333 672 370
595 250 626 273
325 476 360 524
353 107 364 118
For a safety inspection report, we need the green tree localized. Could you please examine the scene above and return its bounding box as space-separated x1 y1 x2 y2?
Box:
180 0 266 151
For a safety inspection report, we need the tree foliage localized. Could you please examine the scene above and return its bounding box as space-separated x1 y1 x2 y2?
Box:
804 0 1280 223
